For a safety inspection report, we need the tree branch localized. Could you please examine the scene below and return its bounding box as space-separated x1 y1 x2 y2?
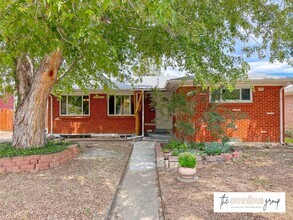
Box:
57 55 83 82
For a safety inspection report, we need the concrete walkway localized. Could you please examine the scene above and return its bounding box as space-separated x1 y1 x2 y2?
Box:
109 141 162 220
0 131 12 143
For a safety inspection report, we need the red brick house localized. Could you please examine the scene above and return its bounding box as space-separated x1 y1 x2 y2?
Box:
285 86 293 133
46 75 292 143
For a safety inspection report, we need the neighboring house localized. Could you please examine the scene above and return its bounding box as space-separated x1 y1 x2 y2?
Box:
285 86 293 133
47 74 292 143
0 95 14 110
0 95 14 131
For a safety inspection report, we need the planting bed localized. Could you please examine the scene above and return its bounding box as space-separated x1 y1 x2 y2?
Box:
156 143 242 169
0 144 80 173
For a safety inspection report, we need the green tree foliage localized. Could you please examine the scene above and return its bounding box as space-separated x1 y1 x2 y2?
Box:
0 0 291 148
1 0 291 94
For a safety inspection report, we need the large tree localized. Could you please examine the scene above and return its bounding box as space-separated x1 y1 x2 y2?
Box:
0 0 291 148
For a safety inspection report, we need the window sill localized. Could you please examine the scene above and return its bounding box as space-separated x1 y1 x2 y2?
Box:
210 101 253 104
58 115 90 118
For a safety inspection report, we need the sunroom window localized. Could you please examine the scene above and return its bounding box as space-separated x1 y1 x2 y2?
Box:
60 95 90 116
108 95 135 115
211 88 251 102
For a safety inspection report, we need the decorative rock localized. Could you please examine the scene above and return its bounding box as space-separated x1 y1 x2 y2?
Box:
168 156 179 169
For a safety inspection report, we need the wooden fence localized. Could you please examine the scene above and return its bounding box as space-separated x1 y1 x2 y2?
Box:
0 109 13 131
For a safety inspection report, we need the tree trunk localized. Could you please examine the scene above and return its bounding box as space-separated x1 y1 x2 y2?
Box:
12 50 62 149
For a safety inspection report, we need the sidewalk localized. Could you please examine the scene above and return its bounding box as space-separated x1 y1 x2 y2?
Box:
0 131 12 143
109 141 162 220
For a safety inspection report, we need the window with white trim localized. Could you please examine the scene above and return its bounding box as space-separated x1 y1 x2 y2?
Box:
211 88 252 102
108 95 135 115
60 95 90 116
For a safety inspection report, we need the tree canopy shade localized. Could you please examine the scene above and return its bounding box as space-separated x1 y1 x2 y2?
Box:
0 0 292 148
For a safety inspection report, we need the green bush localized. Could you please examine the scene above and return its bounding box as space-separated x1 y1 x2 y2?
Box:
204 142 223 155
221 143 232 153
165 140 182 150
178 152 196 168
172 148 185 156
0 141 71 158
188 142 204 150
204 142 233 155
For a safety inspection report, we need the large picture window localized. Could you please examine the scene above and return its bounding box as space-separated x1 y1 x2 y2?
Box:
211 88 252 102
108 95 135 115
60 95 90 116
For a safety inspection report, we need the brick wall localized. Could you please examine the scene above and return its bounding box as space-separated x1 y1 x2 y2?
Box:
47 94 136 134
285 94 293 131
0 95 14 110
176 86 283 142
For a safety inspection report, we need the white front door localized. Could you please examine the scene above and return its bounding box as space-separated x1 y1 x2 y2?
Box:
155 92 173 130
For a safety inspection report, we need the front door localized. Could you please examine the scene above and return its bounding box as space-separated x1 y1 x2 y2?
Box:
155 92 173 131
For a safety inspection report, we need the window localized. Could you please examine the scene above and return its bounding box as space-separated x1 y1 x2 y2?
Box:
108 95 135 115
60 95 90 116
211 88 252 102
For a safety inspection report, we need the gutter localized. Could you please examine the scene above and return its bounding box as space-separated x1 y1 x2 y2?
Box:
49 95 53 135
142 90 145 137
280 86 285 144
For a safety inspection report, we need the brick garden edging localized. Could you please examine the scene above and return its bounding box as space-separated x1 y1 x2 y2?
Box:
0 144 80 173
155 142 242 169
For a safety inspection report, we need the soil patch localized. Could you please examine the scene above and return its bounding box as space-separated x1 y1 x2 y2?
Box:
158 144 293 220
0 141 132 220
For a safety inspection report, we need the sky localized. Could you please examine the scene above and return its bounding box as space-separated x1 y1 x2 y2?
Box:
163 37 293 78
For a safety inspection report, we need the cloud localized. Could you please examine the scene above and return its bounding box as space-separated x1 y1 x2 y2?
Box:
248 61 293 77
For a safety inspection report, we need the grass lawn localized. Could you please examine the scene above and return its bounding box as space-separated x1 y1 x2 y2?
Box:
285 137 293 143
0 141 132 219
158 144 293 220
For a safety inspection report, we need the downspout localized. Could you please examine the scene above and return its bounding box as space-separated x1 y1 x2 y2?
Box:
142 90 145 137
49 95 53 135
280 86 285 144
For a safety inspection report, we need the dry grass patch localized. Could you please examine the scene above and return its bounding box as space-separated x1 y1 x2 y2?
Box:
0 141 132 220
159 144 293 220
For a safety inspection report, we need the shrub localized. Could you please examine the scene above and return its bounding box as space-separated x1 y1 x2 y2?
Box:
172 148 185 156
188 142 204 150
221 143 232 153
178 152 196 168
204 142 233 155
0 141 71 158
165 140 182 150
204 142 223 155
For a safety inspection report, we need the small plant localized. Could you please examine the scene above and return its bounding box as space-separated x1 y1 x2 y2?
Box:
204 142 233 155
172 148 185 156
165 140 182 150
0 141 71 158
188 142 204 150
204 142 222 155
178 152 196 168
221 143 232 153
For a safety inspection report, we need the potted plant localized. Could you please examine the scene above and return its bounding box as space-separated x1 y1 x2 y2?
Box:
178 152 197 179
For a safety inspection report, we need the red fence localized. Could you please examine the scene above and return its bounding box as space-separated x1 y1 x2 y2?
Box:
0 109 13 131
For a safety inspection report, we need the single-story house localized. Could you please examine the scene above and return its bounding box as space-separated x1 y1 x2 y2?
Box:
285 86 293 133
46 74 292 143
